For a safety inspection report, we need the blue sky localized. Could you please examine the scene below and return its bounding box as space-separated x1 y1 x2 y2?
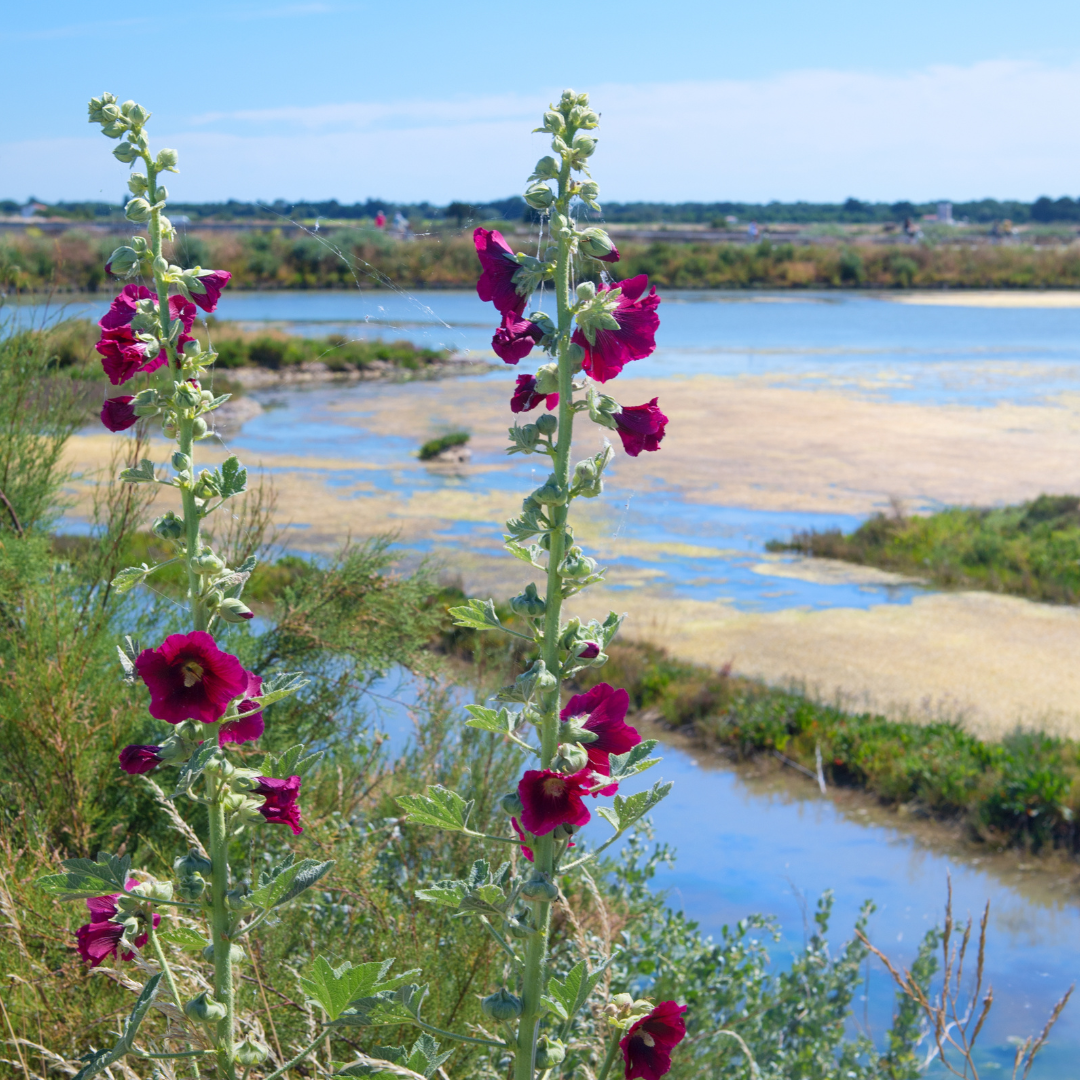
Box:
3 0 1080 203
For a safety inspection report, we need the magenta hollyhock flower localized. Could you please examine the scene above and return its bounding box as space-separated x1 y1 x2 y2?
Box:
517 768 595 836
560 683 640 794
493 312 544 364
253 775 303 835
474 228 525 316
99 284 152 331
510 373 559 414
219 672 264 745
613 399 668 457
620 1001 687 1080
189 269 232 313
76 880 160 968
576 641 600 659
119 745 163 774
571 275 660 383
596 243 621 263
96 327 165 385
169 294 197 334
134 631 250 725
101 395 137 432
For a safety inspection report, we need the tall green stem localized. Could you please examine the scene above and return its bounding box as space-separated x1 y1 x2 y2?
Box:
208 777 237 1079
514 160 576 1080
177 417 206 629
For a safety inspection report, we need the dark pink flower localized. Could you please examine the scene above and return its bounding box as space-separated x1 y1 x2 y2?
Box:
510 373 559 414
99 285 152 331
620 1001 687 1080
119 745 162 774
613 399 668 457
560 683 640 794
189 269 232 313
101 395 137 432
493 312 544 364
219 672 264 745
169 294 197 333
96 327 165 386
517 768 595 836
253 775 303 835
76 880 160 968
576 641 600 659
135 631 250 725
474 228 525 316
571 275 660 383
596 244 621 263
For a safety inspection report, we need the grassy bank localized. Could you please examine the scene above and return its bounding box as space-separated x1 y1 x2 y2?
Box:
5 227 1080 292
768 494 1080 604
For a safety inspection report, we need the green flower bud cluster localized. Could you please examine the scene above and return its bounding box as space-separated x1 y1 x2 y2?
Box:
603 993 656 1030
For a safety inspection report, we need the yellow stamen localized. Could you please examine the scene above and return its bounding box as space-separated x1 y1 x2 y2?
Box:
181 660 205 688
639 1032 656 1048
542 777 567 797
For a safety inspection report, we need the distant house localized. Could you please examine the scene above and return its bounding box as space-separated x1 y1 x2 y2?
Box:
20 201 48 219
937 201 954 225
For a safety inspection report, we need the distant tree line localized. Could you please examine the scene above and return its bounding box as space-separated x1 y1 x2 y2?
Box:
5 194 1080 224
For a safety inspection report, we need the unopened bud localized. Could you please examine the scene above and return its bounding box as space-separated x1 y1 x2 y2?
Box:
171 450 191 472
535 1037 566 1068
536 413 557 436
176 874 205 900
201 942 246 965
501 792 524 817
184 991 228 1025
217 597 254 623
576 281 597 302
155 148 179 171
510 582 546 618
127 172 148 196
174 848 213 877
101 119 128 138
553 742 589 772
533 363 559 396
152 512 185 541
531 478 566 507
105 245 139 277
124 198 152 223
520 874 559 902
543 110 565 134
113 142 139 164
482 987 524 1021
192 417 209 439
553 822 580 840
191 552 224 576
523 183 555 211
148 880 174 902
579 228 618 262
129 103 151 126
531 156 560 180
235 1037 269 1066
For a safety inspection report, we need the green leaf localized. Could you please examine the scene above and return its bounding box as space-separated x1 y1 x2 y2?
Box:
115 636 140 684
396 786 472 832
37 851 131 901
261 740 323 780
407 1035 452 1078
504 541 545 568
119 458 156 484
414 880 468 908
71 972 161 1080
248 858 335 910
157 926 207 951
338 984 427 1028
251 672 311 711
600 611 625 646
110 564 150 593
212 454 248 499
546 953 619 1027
599 781 673 833
607 740 661 783
300 957 396 1021
447 598 503 632
172 741 222 798
463 705 516 735
205 393 232 410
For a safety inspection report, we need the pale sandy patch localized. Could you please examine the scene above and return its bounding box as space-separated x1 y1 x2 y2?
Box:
890 291 1080 309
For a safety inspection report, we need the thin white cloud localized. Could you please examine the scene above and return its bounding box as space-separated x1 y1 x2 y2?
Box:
7 61 1080 202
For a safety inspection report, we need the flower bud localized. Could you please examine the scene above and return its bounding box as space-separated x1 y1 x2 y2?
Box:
174 381 202 408
235 1037 269 1066
217 597 254 623
105 245 140 277
535 1037 566 1068
533 363 559 396
127 172 148 196
124 198 152 223
523 183 555 211
129 104 151 126
192 418 209 439
149 880 174 902
543 110 565 134
578 181 601 211
520 874 559 902
227 884 252 909
570 106 600 130
576 281 597 302
510 582 546 618
174 848 213 877
191 552 225 575
482 988 524 1021
531 156 560 180
162 419 177 439
531 477 566 507
560 547 597 580
153 255 168 277
553 742 589 772
184 991 228 1025
500 791 524 817
156 148 179 171
171 451 192 473
553 822 580 840
176 874 205 900
152 512 185 541
579 228 618 262
87 96 111 123
101 119 128 138
572 132 597 156
536 413 557 436
112 142 139 164
201 942 246 965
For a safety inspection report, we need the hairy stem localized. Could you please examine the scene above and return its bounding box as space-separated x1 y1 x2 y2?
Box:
177 417 206 630
208 776 237 1079
596 1032 621 1080
146 918 186 1020
515 155 575 1080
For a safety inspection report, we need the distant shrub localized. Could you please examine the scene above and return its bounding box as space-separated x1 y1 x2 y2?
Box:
418 430 470 460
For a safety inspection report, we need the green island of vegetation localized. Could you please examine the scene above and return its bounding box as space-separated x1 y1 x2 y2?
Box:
768 494 1080 604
